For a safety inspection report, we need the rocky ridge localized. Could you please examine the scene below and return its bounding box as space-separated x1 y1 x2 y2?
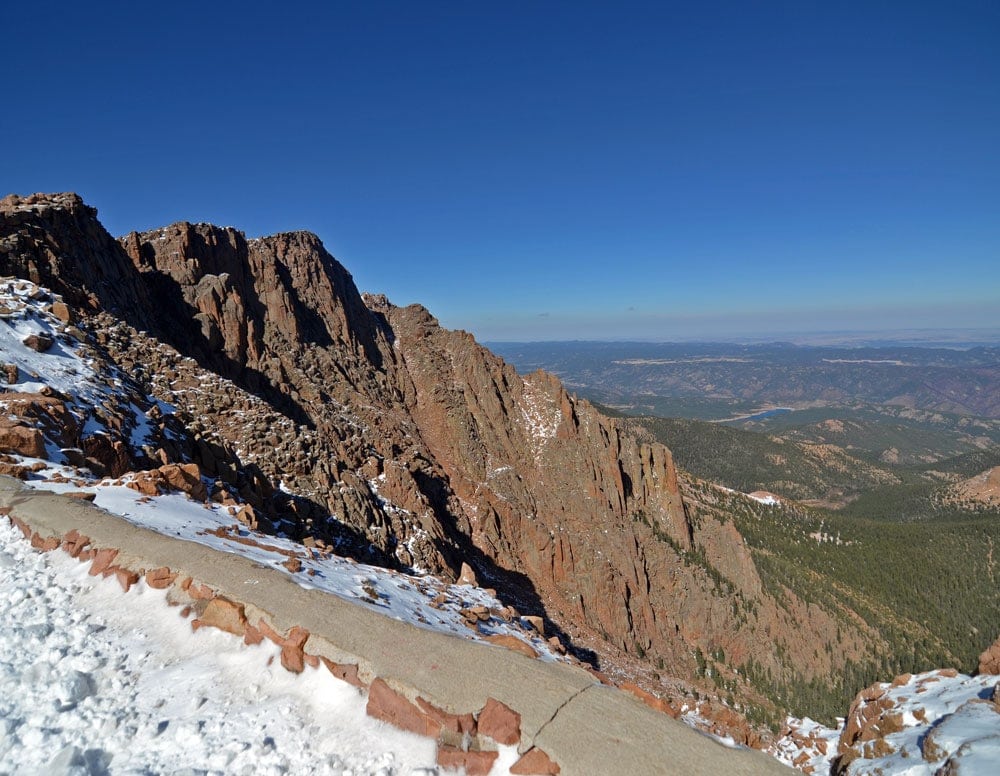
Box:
1 192 891 744
773 639 1000 775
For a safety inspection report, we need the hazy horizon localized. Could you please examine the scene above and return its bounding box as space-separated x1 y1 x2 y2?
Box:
6 2 998 343
483 327 1000 348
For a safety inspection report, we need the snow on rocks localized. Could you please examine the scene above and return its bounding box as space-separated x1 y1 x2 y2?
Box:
18 472 565 664
0 517 442 775
519 382 560 449
0 277 176 468
774 669 1000 775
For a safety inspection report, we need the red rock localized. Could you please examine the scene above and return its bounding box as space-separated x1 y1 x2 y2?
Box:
243 622 265 645
50 300 72 322
186 581 215 600
114 567 140 592
145 566 176 589
510 747 561 775
280 626 310 673
366 678 441 737
192 596 247 636
458 561 478 586
436 746 498 776
282 556 302 573
416 697 477 736
89 547 119 576
22 333 54 352
320 657 365 688
477 697 521 746
0 420 46 458
620 682 681 719
979 636 1000 675
61 529 91 558
31 532 60 551
158 462 207 501
484 634 539 659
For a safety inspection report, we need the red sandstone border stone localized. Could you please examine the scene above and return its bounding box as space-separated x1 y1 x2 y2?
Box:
477 697 521 746
416 696 477 737
192 596 247 636
510 746 561 775
366 678 442 738
89 547 119 576
2 518 569 775
436 745 498 775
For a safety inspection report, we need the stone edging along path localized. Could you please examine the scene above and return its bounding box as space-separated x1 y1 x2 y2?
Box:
0 476 791 775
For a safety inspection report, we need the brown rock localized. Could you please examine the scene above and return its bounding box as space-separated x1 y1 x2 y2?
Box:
620 682 681 719
511 747 561 775
436 746 498 776
63 491 96 501
192 596 247 636
979 636 1000 675
158 462 207 501
484 634 540 659
477 697 521 746
82 435 131 478
458 561 478 586
0 420 46 458
366 678 441 737
523 615 545 636
22 333 54 352
50 300 72 323
1 363 18 383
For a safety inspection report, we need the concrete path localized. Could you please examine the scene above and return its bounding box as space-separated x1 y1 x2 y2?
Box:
0 476 791 775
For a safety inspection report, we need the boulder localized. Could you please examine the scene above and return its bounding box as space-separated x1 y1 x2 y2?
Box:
22 333 54 352
978 635 1000 675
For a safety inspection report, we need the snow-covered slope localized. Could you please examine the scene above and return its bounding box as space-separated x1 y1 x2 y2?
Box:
773 670 1000 775
0 516 461 775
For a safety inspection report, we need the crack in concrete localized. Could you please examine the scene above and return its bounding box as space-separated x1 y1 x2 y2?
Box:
530 683 594 742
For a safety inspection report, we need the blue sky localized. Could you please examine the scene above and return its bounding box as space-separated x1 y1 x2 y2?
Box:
4 1 999 341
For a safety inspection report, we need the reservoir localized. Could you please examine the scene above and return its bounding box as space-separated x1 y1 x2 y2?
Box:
720 407 793 423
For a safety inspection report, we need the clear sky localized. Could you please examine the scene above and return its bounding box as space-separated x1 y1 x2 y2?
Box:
4 1 999 342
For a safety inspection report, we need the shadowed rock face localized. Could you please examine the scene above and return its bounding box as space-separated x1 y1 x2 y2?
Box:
1 192 876 717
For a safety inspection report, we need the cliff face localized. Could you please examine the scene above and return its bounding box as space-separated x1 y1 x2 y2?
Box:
0 192 878 722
